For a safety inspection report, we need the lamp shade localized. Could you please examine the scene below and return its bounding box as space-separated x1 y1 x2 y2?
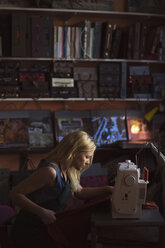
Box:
144 107 159 122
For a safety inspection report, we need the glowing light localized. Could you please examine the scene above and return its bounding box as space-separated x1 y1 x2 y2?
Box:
131 123 140 134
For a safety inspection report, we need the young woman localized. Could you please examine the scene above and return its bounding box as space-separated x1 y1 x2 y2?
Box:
10 131 113 248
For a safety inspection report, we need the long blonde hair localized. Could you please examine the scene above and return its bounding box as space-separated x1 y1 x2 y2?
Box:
45 131 96 191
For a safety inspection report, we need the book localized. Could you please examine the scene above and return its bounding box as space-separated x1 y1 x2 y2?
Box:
83 20 91 59
99 63 120 86
159 26 165 61
119 27 129 59
32 15 43 57
145 26 159 60
64 25 68 58
75 20 90 59
152 73 165 99
93 21 102 59
12 13 27 57
86 21 92 59
151 26 160 56
57 26 63 59
75 26 81 59
128 65 152 98
0 14 12 57
61 25 65 58
127 24 134 59
25 14 32 57
70 26 75 59
111 24 122 59
66 26 71 59
129 65 150 76
120 62 127 98
53 25 58 58
42 16 53 58
101 21 114 58
32 15 53 58
140 23 148 59
89 26 94 58
133 22 141 59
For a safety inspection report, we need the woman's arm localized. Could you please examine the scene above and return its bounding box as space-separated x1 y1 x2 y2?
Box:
10 167 57 224
74 183 114 200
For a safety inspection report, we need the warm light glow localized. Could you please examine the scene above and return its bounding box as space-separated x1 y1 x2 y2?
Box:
131 123 140 134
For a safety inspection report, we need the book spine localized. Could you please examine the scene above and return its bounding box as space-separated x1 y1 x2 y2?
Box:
111 25 122 59
89 27 94 58
71 26 75 59
101 22 113 58
64 25 67 58
159 26 164 61
42 16 53 58
53 25 57 58
83 20 88 58
93 21 102 59
140 23 148 59
57 26 63 59
127 24 134 59
61 25 65 58
75 26 81 59
25 15 32 57
133 22 141 59
12 13 27 57
32 15 43 57
120 62 127 98
151 26 160 56
0 14 11 56
162 26 165 61
86 20 91 58
66 26 71 59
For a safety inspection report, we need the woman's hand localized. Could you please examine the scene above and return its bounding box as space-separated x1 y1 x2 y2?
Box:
38 208 56 225
104 185 114 194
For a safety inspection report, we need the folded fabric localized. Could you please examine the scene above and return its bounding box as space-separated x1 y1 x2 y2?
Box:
0 205 15 225
47 194 111 248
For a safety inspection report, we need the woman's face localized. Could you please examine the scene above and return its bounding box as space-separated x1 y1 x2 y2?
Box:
72 151 94 171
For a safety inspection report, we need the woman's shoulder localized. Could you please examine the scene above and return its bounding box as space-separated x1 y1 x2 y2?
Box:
37 160 61 178
38 159 58 170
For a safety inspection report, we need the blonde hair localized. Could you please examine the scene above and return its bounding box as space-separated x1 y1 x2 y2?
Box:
45 131 96 191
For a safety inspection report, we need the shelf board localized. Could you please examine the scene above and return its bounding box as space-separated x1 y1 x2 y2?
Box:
0 6 165 19
1 57 165 64
0 98 160 102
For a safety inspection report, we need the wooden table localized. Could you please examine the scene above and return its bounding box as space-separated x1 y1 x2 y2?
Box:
91 209 165 248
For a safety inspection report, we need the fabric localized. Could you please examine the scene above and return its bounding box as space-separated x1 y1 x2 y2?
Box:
0 205 15 225
46 198 158 248
64 175 108 211
0 206 15 248
47 194 111 248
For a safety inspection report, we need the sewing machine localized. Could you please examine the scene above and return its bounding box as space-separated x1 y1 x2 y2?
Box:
111 160 148 219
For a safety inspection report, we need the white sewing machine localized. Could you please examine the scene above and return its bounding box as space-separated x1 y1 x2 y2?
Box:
111 160 148 219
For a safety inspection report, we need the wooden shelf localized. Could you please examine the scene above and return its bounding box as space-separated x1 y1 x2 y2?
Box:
0 6 165 18
0 98 161 102
1 57 165 64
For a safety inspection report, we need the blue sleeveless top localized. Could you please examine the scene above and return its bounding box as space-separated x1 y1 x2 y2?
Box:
27 160 70 213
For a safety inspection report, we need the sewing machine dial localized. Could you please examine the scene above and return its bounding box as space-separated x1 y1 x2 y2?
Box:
124 174 136 186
